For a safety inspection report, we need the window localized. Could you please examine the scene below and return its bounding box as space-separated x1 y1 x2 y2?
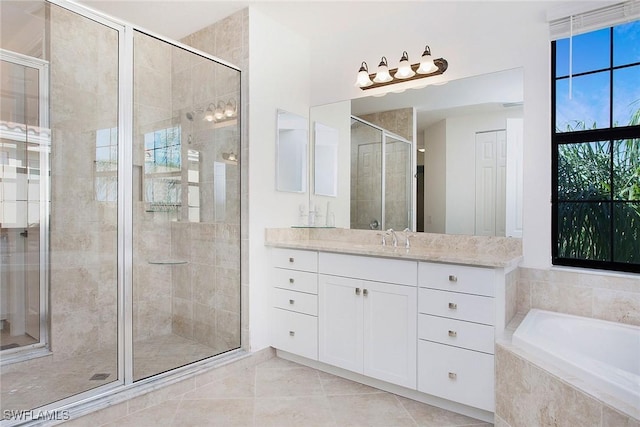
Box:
143 126 181 210
552 20 640 273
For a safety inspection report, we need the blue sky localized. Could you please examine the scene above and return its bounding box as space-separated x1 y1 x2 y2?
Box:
555 21 640 131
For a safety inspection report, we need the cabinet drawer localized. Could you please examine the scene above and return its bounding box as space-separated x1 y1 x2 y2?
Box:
319 252 417 286
273 248 317 272
271 308 318 360
418 314 494 354
418 262 495 297
418 288 494 325
274 268 317 294
418 340 494 411
272 288 318 316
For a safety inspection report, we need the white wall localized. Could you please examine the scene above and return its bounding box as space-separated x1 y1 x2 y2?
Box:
445 108 524 235
309 100 351 228
305 1 552 268
248 7 311 351
423 122 446 233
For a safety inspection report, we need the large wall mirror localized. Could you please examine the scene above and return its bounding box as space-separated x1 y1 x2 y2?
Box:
309 67 524 236
276 109 308 193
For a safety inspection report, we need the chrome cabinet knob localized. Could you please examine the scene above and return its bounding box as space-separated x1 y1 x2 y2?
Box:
448 330 457 337
288 257 294 263
448 302 457 310
355 288 361 296
448 372 457 380
289 278 294 284
363 288 368 297
448 275 457 282
289 331 295 336
289 299 295 305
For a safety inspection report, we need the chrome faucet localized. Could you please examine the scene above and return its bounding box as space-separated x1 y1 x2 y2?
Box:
402 228 412 249
386 228 398 248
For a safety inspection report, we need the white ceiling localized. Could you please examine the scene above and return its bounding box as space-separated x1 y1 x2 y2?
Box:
78 0 250 40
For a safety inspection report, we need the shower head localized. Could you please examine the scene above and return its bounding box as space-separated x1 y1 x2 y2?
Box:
185 111 194 121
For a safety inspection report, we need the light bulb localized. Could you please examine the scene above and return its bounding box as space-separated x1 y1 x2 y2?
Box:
224 100 236 117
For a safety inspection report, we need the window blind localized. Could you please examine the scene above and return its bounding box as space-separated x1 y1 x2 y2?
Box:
549 0 640 40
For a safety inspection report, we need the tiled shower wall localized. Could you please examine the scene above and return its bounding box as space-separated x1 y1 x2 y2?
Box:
49 5 119 357
352 108 414 230
170 9 248 350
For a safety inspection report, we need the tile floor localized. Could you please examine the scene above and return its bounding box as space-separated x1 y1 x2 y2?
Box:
70 357 492 427
1 334 225 414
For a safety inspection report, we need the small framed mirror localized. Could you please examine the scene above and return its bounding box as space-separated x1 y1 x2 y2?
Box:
313 122 339 197
276 109 308 193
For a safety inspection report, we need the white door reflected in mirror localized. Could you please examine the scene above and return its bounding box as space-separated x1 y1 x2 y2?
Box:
276 109 308 193
314 122 339 197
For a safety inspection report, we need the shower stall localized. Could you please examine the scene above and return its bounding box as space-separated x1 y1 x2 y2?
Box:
0 0 241 419
350 117 413 231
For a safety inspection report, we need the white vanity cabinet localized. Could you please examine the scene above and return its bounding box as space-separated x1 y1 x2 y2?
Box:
318 253 417 389
270 248 319 360
417 262 501 412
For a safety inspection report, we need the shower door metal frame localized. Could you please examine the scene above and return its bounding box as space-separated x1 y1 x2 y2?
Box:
1 0 243 423
0 48 50 361
350 116 414 231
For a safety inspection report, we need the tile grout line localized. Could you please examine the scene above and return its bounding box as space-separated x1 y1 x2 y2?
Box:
316 369 339 427
393 394 419 427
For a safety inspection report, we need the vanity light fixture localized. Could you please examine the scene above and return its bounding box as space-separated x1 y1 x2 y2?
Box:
202 99 238 123
355 45 448 90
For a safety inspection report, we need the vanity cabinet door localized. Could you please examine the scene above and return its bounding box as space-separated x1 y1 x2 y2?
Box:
319 274 363 374
363 280 417 389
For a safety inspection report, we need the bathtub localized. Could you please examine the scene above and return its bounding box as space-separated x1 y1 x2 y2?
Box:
512 309 640 410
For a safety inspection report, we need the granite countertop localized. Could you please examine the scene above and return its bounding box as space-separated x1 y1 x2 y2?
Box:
265 228 523 269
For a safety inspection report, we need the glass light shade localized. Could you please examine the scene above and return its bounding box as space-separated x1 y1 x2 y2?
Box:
214 108 225 120
355 62 373 87
373 57 393 83
417 45 438 74
395 51 415 79
203 106 215 122
224 100 236 117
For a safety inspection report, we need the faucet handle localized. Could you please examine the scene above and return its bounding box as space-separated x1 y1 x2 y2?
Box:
376 233 387 246
402 228 412 249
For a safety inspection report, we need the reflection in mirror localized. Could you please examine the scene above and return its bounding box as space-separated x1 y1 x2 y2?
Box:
350 117 412 231
276 109 308 193
313 122 338 197
349 68 524 236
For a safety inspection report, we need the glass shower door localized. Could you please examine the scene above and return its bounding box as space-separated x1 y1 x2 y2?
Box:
132 31 241 380
0 51 47 352
350 118 383 230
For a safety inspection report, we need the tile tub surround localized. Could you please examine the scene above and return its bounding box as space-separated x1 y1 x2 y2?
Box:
265 227 522 268
517 267 640 327
496 316 640 426
64 355 491 427
495 342 640 427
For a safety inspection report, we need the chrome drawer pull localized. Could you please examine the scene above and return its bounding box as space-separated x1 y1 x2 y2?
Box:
289 278 294 284
448 372 457 380
289 299 295 305
289 257 294 263
448 330 457 337
448 302 457 310
355 288 361 296
363 288 368 297
448 275 458 282
289 331 295 336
